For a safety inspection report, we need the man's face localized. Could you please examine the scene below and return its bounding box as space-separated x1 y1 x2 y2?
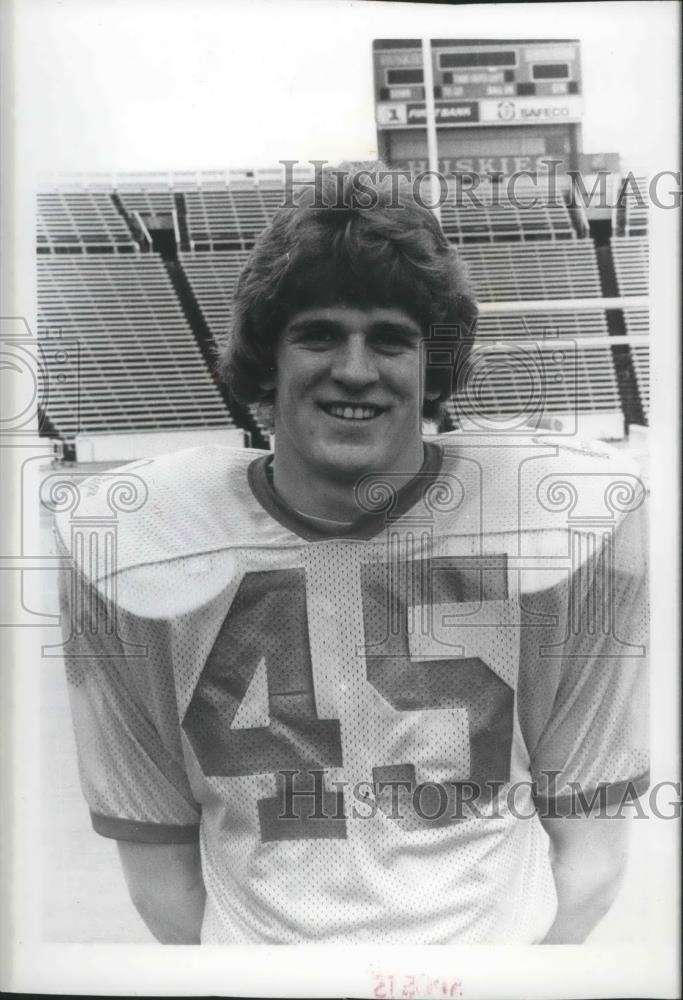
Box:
271 304 428 484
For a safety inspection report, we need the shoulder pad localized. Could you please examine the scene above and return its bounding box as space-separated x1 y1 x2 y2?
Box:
53 445 267 584
432 433 646 538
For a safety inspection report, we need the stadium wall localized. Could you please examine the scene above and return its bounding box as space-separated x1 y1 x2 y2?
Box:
74 427 247 463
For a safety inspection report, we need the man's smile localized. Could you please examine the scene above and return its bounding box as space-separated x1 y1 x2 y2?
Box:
318 401 387 422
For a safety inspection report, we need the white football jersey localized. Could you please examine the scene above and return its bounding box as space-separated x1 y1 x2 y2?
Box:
54 435 649 943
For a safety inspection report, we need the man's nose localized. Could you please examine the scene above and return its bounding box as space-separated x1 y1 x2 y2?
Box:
330 336 379 390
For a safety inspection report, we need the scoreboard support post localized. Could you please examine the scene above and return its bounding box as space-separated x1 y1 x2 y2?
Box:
421 38 441 223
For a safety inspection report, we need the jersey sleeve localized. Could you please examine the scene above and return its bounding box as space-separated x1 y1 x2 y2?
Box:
527 500 649 816
56 530 202 843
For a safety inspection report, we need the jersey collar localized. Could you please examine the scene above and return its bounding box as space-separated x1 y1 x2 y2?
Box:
247 441 444 542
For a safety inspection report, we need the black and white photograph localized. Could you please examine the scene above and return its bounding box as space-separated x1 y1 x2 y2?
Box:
0 0 680 997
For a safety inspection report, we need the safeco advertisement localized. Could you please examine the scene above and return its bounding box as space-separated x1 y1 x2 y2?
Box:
479 95 583 124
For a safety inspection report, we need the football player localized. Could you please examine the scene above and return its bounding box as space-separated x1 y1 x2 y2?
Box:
55 163 648 944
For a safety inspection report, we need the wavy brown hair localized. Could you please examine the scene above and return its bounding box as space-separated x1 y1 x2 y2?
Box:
216 162 478 422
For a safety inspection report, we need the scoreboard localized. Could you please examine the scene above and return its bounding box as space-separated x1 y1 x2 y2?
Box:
374 39 583 130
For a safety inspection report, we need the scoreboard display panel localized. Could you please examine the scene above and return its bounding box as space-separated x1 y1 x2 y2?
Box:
374 39 583 129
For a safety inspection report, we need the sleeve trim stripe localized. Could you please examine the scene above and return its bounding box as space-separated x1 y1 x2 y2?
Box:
91 812 200 843
534 771 650 812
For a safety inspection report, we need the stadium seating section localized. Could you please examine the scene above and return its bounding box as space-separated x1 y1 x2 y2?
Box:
37 256 232 435
630 344 650 420
446 342 623 425
179 250 250 343
458 241 602 301
611 237 649 297
183 182 285 249
117 187 177 219
37 190 137 252
616 175 648 237
476 310 609 340
622 307 649 338
35 171 650 441
439 182 575 243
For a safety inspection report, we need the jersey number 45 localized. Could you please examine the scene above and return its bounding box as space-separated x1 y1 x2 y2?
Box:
183 562 513 841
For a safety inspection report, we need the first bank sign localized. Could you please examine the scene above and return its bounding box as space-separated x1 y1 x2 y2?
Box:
481 95 583 124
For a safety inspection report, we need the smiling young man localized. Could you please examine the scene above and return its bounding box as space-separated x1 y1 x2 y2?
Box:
266 303 428 523
56 163 649 945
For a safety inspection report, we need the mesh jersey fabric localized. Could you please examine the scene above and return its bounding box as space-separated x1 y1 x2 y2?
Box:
54 434 649 944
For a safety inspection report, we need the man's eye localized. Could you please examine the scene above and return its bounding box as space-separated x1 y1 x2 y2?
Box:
298 328 335 345
373 331 413 351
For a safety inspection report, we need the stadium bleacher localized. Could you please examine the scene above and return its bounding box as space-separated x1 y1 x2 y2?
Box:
180 250 250 341
611 237 649 297
630 344 650 420
35 168 651 447
622 308 649 338
37 189 137 253
477 310 609 339
610 230 649 425
37 255 233 435
439 182 575 243
617 175 649 237
183 178 286 250
116 186 177 219
447 341 623 425
458 241 602 301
